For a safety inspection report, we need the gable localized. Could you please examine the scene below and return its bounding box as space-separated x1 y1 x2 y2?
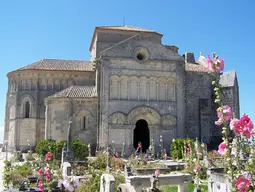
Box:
99 33 182 61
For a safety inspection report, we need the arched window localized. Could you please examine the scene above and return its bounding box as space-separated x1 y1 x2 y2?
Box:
81 116 87 130
25 101 30 118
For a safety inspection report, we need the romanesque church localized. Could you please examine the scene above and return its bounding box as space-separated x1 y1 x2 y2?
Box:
4 25 239 153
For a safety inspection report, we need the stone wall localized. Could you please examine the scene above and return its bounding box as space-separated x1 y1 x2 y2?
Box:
45 98 98 146
185 71 214 143
96 32 183 153
4 70 95 150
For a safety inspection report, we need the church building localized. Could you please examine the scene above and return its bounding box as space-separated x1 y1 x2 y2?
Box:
4 25 239 153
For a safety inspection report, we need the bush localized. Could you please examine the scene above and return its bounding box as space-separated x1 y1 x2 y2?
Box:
72 139 89 161
55 140 66 160
3 161 33 188
170 138 195 159
35 139 89 161
35 139 56 157
88 152 107 170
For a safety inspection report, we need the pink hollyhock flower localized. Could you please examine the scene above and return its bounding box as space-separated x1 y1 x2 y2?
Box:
45 152 53 161
236 176 250 192
38 180 44 191
252 128 255 136
193 165 201 173
217 106 232 121
37 169 43 175
206 55 224 73
215 119 223 126
45 174 51 182
218 142 227 155
231 115 254 139
155 169 160 177
230 118 239 130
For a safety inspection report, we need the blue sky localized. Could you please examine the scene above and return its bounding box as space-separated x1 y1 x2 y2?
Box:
0 0 254 143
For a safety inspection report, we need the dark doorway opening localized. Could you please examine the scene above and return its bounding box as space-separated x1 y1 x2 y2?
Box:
133 119 150 153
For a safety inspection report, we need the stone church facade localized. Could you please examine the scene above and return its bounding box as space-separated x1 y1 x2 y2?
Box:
4 26 239 154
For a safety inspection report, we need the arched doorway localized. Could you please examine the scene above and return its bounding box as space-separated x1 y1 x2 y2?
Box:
133 119 150 153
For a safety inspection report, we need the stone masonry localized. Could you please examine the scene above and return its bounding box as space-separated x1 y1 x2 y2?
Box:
3 25 239 154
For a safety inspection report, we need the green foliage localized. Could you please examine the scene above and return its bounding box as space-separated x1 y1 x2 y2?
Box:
3 160 12 188
127 154 163 168
76 170 103 192
55 140 66 160
170 138 195 159
3 161 33 188
88 152 107 170
35 139 89 160
76 170 125 192
35 139 56 156
72 139 89 161
160 184 208 192
11 151 22 162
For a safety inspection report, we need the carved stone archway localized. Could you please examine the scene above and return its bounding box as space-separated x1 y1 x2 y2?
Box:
127 106 161 125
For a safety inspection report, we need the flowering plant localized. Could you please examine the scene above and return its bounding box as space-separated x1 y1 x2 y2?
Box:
36 152 60 192
207 53 255 191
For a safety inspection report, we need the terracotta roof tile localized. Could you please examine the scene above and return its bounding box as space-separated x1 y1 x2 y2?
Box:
96 25 162 34
46 86 97 99
185 63 208 72
16 59 94 72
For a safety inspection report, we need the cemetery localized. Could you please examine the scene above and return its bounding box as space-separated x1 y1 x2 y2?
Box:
1 25 255 192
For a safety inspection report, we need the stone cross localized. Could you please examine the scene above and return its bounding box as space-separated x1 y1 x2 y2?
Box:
65 100 74 161
65 116 73 161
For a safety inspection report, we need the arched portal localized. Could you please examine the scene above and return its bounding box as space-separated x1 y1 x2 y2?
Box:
133 119 150 153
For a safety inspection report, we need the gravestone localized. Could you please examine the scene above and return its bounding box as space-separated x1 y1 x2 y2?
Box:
62 162 72 176
100 174 115 192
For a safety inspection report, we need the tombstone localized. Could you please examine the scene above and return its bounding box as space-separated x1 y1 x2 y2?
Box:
207 168 230 192
62 162 72 176
100 174 115 192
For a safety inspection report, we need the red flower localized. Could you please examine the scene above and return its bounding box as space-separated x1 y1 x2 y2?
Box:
38 180 44 191
45 174 51 182
236 176 250 192
37 169 43 175
230 115 254 139
45 152 53 161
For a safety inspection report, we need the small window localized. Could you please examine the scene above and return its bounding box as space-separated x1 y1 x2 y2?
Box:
25 101 30 118
81 117 87 130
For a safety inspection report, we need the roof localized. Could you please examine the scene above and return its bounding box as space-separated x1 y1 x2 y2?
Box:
89 25 163 51
185 63 208 72
11 59 94 73
46 86 97 99
219 71 237 87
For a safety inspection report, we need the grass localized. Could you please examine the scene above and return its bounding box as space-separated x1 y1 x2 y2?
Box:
160 184 208 192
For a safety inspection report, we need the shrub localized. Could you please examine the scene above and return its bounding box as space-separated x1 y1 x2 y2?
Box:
35 139 56 157
170 138 195 159
3 161 33 188
55 140 66 160
72 139 89 161
35 139 89 161
88 152 107 170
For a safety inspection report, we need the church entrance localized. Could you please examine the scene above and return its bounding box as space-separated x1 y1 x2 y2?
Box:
133 119 150 153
